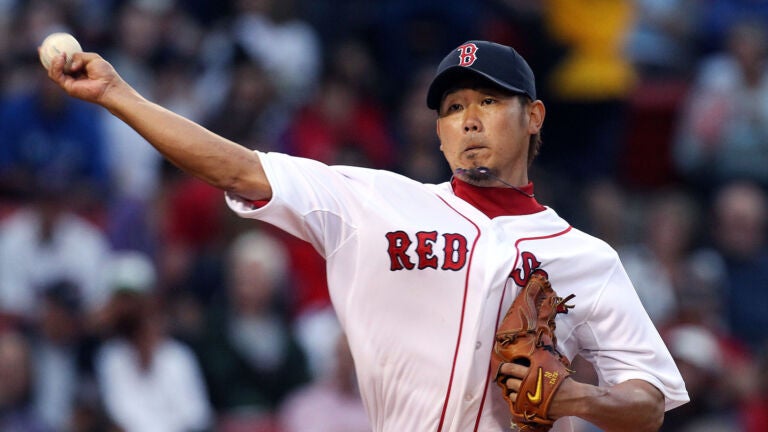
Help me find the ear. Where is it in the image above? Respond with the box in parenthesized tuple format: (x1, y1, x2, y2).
(527, 100, 546, 134)
(436, 118, 444, 151)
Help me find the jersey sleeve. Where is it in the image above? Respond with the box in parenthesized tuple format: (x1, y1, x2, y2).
(225, 151, 369, 258)
(575, 260, 690, 411)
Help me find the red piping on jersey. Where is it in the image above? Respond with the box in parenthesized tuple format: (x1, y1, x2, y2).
(435, 195, 481, 432)
(472, 225, 573, 432)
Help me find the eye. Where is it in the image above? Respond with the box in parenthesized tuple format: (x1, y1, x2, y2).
(481, 97, 497, 105)
(443, 103, 462, 114)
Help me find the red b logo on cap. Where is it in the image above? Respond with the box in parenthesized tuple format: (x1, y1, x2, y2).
(457, 43, 478, 67)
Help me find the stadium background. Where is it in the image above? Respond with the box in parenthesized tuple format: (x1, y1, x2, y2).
(0, 1, 767, 431)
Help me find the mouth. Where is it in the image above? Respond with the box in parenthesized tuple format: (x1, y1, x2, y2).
(464, 142, 486, 151)
(462, 145, 487, 158)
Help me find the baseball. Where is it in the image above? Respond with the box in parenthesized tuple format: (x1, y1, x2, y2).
(39, 32, 82, 71)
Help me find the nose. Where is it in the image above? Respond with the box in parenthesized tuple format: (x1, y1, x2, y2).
(463, 105, 482, 133)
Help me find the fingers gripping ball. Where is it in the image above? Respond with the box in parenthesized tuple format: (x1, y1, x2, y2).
(491, 271, 576, 431)
(39, 32, 82, 72)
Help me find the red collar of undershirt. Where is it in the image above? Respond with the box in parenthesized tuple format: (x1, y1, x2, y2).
(450, 177, 545, 218)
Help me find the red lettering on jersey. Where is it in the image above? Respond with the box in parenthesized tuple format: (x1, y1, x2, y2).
(442, 233, 468, 271)
(511, 251, 547, 286)
(385, 231, 470, 272)
(415, 231, 439, 269)
(386, 231, 415, 271)
(457, 43, 479, 67)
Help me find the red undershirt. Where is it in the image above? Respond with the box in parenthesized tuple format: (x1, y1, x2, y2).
(450, 177, 545, 218)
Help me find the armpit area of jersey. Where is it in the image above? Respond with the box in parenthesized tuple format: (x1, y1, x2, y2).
(249, 199, 271, 209)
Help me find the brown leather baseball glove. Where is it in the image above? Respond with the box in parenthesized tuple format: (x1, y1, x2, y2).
(491, 270, 575, 431)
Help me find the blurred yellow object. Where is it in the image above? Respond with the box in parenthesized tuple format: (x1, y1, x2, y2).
(545, 0, 637, 99)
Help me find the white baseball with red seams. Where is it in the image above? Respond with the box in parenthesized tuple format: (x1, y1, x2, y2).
(227, 151, 689, 432)
(39, 32, 82, 71)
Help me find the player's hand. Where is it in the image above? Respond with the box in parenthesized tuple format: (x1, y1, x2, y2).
(498, 362, 579, 420)
(498, 362, 527, 400)
(42, 50, 123, 105)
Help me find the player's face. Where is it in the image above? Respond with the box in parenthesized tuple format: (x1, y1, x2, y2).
(436, 86, 544, 186)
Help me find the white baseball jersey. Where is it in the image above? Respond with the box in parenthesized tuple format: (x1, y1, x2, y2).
(226, 152, 689, 432)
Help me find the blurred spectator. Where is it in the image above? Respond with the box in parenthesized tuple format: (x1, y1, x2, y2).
(618, 0, 698, 191)
(659, 324, 740, 431)
(674, 20, 768, 194)
(368, 0, 483, 108)
(104, 3, 210, 253)
(0, 1, 13, 83)
(625, 0, 701, 79)
(156, 174, 228, 302)
(99, 1, 184, 254)
(229, 0, 321, 108)
(149, 4, 207, 123)
(292, 304, 341, 381)
(478, 0, 556, 79)
(189, 230, 310, 427)
(394, 66, 451, 184)
(0, 65, 108, 206)
(204, 55, 288, 152)
(29, 280, 89, 430)
(98, 0, 199, 248)
(4, 0, 71, 96)
(697, 0, 768, 55)
(710, 181, 768, 353)
(619, 190, 701, 326)
(575, 180, 629, 248)
(283, 72, 397, 169)
(0, 190, 111, 323)
(104, 0, 168, 96)
(0, 329, 52, 432)
(742, 345, 768, 432)
(279, 332, 370, 432)
(328, 38, 382, 102)
(94, 251, 213, 432)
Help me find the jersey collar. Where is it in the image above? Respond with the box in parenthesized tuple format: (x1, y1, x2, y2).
(450, 177, 545, 218)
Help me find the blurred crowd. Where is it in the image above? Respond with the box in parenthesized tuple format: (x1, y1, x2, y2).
(0, 0, 767, 431)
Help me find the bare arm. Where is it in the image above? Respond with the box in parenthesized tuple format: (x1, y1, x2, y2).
(501, 363, 665, 431)
(45, 51, 271, 201)
(552, 378, 665, 431)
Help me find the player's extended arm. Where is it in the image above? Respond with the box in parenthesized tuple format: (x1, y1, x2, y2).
(500, 363, 665, 431)
(46, 51, 271, 201)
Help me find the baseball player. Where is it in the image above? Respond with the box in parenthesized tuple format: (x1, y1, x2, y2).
(45, 40, 688, 431)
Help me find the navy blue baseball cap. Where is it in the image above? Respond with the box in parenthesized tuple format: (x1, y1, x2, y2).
(426, 40, 536, 110)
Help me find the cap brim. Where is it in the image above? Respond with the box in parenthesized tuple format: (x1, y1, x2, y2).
(426, 66, 529, 110)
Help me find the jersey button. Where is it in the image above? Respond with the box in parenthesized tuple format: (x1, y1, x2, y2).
(465, 393, 473, 401)
(475, 341, 482, 350)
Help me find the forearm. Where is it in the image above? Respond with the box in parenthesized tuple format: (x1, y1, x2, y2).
(552, 379, 665, 432)
(101, 81, 270, 200)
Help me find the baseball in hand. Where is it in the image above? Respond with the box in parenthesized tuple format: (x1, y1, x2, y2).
(39, 32, 82, 72)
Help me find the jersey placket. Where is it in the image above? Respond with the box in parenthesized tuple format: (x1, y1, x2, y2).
(440, 223, 520, 432)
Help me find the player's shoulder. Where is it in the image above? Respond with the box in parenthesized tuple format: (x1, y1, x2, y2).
(333, 164, 440, 195)
(336, 165, 429, 183)
(543, 209, 621, 260)
(568, 226, 620, 257)
(264, 152, 426, 187)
